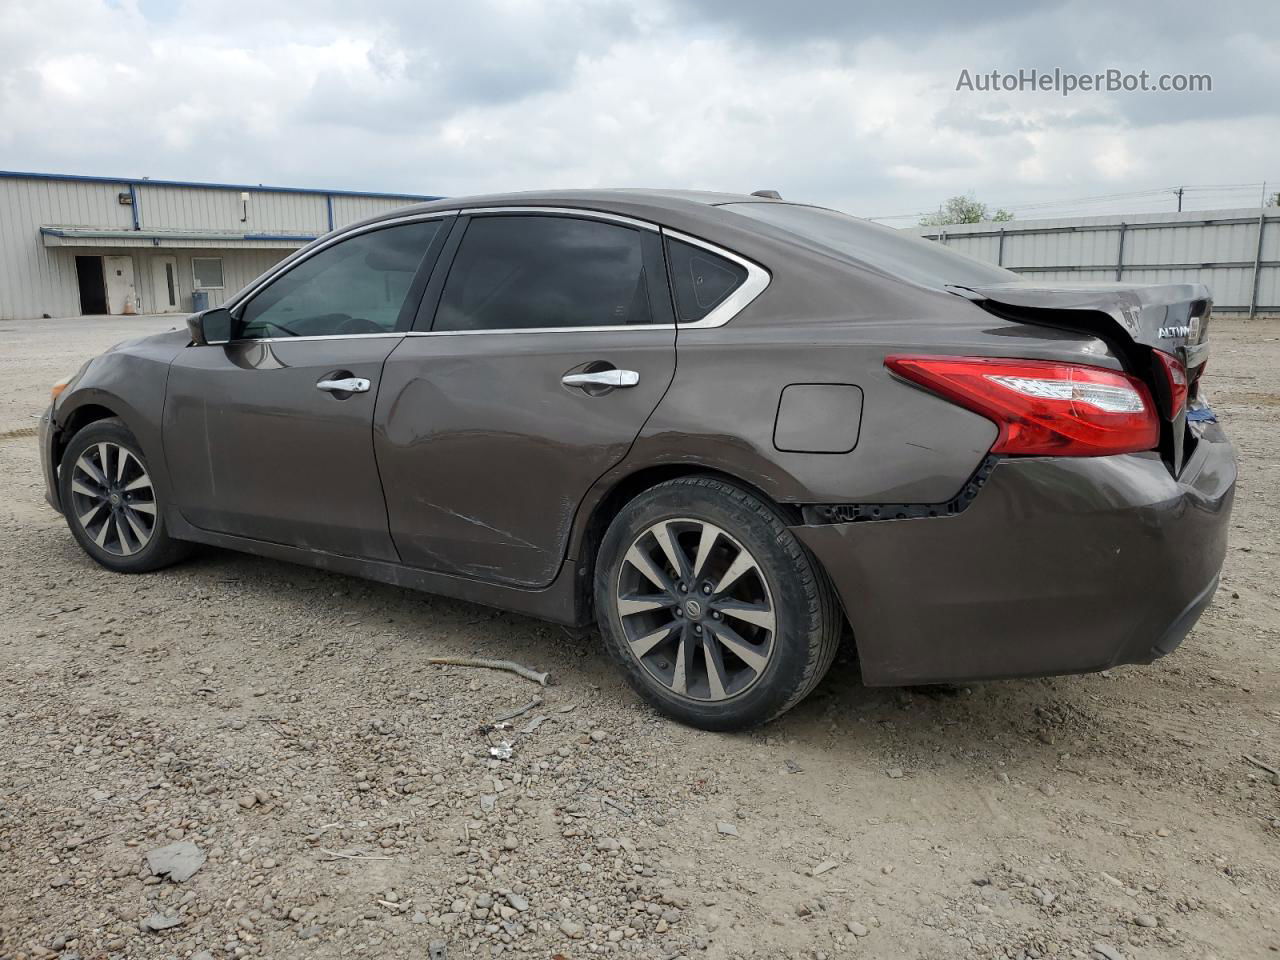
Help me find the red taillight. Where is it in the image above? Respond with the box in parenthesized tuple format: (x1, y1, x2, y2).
(1154, 350, 1188, 417)
(885, 355, 1159, 456)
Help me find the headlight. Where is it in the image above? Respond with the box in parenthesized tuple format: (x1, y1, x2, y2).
(50, 360, 91, 405)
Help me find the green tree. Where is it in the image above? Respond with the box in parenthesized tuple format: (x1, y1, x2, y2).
(1269, 192, 1279, 207)
(919, 195, 1014, 226)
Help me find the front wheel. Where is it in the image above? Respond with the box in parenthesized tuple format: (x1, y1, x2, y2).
(58, 418, 190, 573)
(594, 476, 842, 730)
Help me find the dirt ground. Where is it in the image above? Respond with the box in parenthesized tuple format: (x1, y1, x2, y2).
(1, 313, 1277, 960)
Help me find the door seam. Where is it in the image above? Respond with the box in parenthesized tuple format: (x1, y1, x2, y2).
(563, 322, 681, 566)
(371, 335, 409, 564)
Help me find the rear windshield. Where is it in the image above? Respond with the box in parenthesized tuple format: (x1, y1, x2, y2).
(723, 202, 1019, 289)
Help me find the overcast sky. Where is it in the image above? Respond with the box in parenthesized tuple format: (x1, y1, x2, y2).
(2, 0, 1278, 222)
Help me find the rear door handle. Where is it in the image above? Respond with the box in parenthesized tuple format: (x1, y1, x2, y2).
(561, 370, 640, 389)
(316, 377, 371, 393)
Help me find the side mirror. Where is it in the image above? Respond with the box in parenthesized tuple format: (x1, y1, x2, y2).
(187, 307, 233, 346)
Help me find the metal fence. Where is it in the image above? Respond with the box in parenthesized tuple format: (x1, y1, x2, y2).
(906, 206, 1280, 315)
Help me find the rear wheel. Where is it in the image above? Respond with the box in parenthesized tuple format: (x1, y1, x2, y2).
(58, 418, 190, 573)
(595, 476, 841, 730)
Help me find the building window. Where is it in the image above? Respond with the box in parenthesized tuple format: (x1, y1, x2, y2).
(192, 257, 225, 290)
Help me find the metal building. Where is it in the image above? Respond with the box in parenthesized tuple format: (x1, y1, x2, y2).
(906, 206, 1280, 315)
(0, 171, 438, 321)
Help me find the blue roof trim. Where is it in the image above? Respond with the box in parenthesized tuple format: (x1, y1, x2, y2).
(40, 226, 317, 243)
(243, 233, 320, 242)
(3, 169, 441, 202)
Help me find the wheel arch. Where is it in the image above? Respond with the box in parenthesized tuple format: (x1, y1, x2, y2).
(53, 401, 122, 467)
(54, 384, 175, 520)
(570, 463, 805, 622)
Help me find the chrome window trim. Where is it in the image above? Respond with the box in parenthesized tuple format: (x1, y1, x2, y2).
(458, 206, 660, 232)
(418, 206, 667, 336)
(220, 332, 408, 344)
(227, 324, 679, 343)
(662, 229, 771, 329)
(223, 210, 460, 313)
(405, 324, 674, 338)
(208, 209, 767, 343)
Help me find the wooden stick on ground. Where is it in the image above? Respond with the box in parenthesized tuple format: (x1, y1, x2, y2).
(481, 697, 544, 734)
(1243, 753, 1279, 777)
(428, 656, 550, 686)
(319, 848, 394, 862)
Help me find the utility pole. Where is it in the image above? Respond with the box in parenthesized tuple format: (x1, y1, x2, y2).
(1175, 187, 1184, 212)
(1249, 181, 1267, 320)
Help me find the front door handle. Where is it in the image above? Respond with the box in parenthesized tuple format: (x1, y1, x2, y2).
(316, 377, 371, 394)
(561, 369, 640, 389)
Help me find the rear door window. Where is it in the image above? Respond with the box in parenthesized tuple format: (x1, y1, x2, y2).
(434, 215, 655, 331)
(665, 238, 748, 323)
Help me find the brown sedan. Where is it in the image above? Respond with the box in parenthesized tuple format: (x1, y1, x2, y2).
(40, 190, 1235, 728)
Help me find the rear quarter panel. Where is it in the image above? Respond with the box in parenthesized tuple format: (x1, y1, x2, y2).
(609, 252, 1125, 505)
(568, 240, 1122, 569)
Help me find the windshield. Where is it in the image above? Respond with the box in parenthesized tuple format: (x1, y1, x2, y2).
(723, 202, 1019, 289)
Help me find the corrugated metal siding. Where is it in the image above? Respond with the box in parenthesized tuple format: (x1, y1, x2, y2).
(330, 194, 421, 229)
(138, 184, 330, 234)
(914, 207, 1280, 313)
(0, 178, 134, 318)
(0, 174, 430, 319)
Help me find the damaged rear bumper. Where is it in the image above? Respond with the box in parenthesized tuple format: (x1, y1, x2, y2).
(793, 428, 1236, 687)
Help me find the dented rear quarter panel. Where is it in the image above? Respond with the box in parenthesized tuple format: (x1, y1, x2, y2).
(567, 249, 1125, 561)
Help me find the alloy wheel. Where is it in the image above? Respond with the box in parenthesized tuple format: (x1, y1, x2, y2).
(615, 517, 776, 701)
(69, 442, 157, 557)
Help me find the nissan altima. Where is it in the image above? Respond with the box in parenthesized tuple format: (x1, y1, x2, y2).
(39, 190, 1236, 729)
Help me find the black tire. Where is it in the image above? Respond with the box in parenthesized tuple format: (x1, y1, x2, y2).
(58, 417, 190, 574)
(594, 476, 842, 730)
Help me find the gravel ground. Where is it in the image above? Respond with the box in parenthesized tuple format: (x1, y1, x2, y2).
(1, 314, 1278, 960)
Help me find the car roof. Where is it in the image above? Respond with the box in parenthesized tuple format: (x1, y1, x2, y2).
(343, 189, 1008, 294)
(376, 188, 785, 222)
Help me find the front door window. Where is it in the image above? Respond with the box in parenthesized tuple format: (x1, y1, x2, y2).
(238, 220, 443, 339)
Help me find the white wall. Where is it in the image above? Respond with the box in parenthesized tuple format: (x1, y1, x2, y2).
(0, 177, 129, 318)
(0, 174, 432, 319)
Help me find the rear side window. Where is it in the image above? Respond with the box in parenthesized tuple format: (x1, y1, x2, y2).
(434, 215, 653, 331)
(237, 220, 441, 339)
(665, 238, 748, 323)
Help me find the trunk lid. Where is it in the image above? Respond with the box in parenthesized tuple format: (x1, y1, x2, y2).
(946, 280, 1213, 475)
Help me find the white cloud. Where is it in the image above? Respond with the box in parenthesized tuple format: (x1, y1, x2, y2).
(0, 0, 1277, 222)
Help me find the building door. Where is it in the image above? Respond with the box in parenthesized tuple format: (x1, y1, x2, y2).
(75, 256, 108, 315)
(103, 255, 136, 314)
(150, 256, 180, 313)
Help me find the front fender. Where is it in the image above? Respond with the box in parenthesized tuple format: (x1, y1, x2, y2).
(52, 330, 188, 518)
